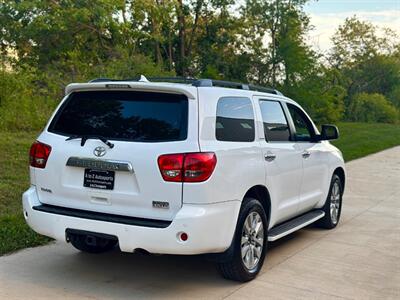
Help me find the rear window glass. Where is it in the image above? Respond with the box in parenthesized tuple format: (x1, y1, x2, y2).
(216, 97, 255, 142)
(48, 91, 188, 142)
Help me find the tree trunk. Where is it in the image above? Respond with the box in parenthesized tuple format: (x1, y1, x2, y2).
(271, 28, 276, 86)
(168, 31, 173, 71)
(153, 0, 162, 65)
(187, 0, 203, 61)
(177, 0, 186, 76)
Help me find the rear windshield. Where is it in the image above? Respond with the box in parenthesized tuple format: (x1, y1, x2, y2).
(48, 91, 188, 142)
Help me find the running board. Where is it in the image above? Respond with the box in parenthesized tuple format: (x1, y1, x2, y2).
(268, 210, 325, 241)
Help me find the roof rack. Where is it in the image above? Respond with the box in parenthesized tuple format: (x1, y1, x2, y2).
(89, 76, 196, 84)
(147, 76, 197, 84)
(88, 76, 282, 95)
(193, 79, 281, 95)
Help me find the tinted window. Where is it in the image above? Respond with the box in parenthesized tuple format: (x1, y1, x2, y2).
(49, 91, 188, 142)
(287, 104, 314, 141)
(216, 97, 255, 142)
(259, 100, 290, 141)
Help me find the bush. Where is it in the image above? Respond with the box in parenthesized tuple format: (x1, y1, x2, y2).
(0, 50, 174, 132)
(0, 69, 57, 131)
(348, 93, 399, 123)
(388, 86, 400, 109)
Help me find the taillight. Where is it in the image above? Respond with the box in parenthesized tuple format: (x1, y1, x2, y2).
(158, 152, 217, 183)
(29, 141, 52, 169)
(183, 153, 217, 182)
(157, 154, 184, 182)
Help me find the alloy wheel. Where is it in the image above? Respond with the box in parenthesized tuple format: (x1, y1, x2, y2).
(330, 181, 341, 224)
(241, 211, 264, 271)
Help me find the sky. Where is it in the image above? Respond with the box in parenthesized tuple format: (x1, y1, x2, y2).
(304, 0, 400, 52)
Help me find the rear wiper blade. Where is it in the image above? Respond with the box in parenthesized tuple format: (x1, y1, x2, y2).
(65, 135, 114, 148)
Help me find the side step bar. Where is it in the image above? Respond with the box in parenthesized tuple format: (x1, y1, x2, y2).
(268, 210, 325, 241)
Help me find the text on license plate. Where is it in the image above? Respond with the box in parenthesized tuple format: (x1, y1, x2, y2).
(83, 169, 115, 190)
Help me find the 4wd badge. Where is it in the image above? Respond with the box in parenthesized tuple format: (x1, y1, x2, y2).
(152, 201, 170, 209)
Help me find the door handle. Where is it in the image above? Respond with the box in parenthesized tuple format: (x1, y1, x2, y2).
(302, 151, 311, 159)
(264, 152, 276, 162)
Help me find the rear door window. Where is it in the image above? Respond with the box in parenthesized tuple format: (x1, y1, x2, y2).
(259, 100, 291, 142)
(48, 91, 188, 142)
(216, 97, 255, 142)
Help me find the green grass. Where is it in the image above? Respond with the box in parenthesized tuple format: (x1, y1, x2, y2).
(333, 122, 400, 161)
(0, 131, 51, 255)
(0, 122, 399, 255)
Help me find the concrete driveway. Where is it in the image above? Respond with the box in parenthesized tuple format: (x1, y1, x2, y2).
(1, 146, 399, 299)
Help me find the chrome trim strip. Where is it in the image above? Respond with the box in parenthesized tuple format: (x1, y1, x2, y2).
(66, 157, 133, 172)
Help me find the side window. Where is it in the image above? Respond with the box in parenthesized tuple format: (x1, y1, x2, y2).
(216, 97, 255, 142)
(259, 100, 291, 142)
(287, 104, 314, 141)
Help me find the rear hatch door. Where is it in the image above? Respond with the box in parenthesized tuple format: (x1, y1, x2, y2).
(34, 89, 198, 221)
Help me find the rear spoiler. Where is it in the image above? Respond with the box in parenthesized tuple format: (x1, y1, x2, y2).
(65, 82, 197, 100)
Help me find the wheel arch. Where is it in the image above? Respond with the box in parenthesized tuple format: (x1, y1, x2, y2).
(333, 167, 345, 191)
(207, 184, 271, 263)
(243, 185, 271, 224)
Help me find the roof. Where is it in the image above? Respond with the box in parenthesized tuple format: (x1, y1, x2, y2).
(65, 75, 287, 101)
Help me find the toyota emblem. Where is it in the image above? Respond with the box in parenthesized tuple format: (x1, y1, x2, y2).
(93, 146, 106, 157)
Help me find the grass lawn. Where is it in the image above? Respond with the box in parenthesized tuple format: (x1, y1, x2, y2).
(333, 122, 400, 161)
(0, 131, 50, 255)
(0, 122, 399, 255)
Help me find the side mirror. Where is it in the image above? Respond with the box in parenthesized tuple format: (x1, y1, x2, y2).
(319, 124, 339, 141)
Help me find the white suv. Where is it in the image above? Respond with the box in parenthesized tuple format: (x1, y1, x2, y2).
(23, 77, 345, 282)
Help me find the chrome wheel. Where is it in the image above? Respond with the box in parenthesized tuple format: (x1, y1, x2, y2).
(330, 181, 341, 224)
(241, 211, 264, 270)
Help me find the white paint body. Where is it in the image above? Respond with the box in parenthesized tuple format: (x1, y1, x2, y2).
(23, 81, 345, 255)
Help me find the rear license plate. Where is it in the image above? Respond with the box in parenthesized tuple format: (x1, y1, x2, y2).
(84, 169, 115, 190)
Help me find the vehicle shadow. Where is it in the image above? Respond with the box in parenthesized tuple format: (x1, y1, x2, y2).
(3, 227, 322, 299)
(39, 246, 241, 299)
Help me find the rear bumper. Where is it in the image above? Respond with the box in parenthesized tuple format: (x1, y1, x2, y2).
(22, 186, 241, 255)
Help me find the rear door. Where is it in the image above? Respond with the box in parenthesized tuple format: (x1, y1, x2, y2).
(34, 89, 198, 221)
(255, 98, 303, 226)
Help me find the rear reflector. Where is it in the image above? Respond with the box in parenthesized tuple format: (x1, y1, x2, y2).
(158, 152, 217, 183)
(179, 232, 188, 242)
(29, 141, 52, 168)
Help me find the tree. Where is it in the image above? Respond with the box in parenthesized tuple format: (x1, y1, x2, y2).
(243, 0, 313, 87)
(348, 93, 399, 123)
(330, 17, 400, 119)
(1, 0, 125, 69)
(330, 17, 398, 69)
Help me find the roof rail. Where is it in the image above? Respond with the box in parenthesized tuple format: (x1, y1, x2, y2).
(193, 79, 281, 95)
(89, 78, 116, 83)
(88, 76, 282, 95)
(88, 76, 195, 84)
(147, 76, 197, 84)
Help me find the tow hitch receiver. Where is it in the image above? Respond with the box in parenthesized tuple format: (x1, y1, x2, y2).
(66, 228, 118, 246)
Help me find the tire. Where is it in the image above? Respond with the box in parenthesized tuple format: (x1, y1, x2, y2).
(316, 174, 343, 229)
(69, 233, 117, 254)
(216, 197, 268, 282)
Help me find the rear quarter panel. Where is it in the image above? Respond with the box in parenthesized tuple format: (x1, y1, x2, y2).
(183, 88, 265, 205)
